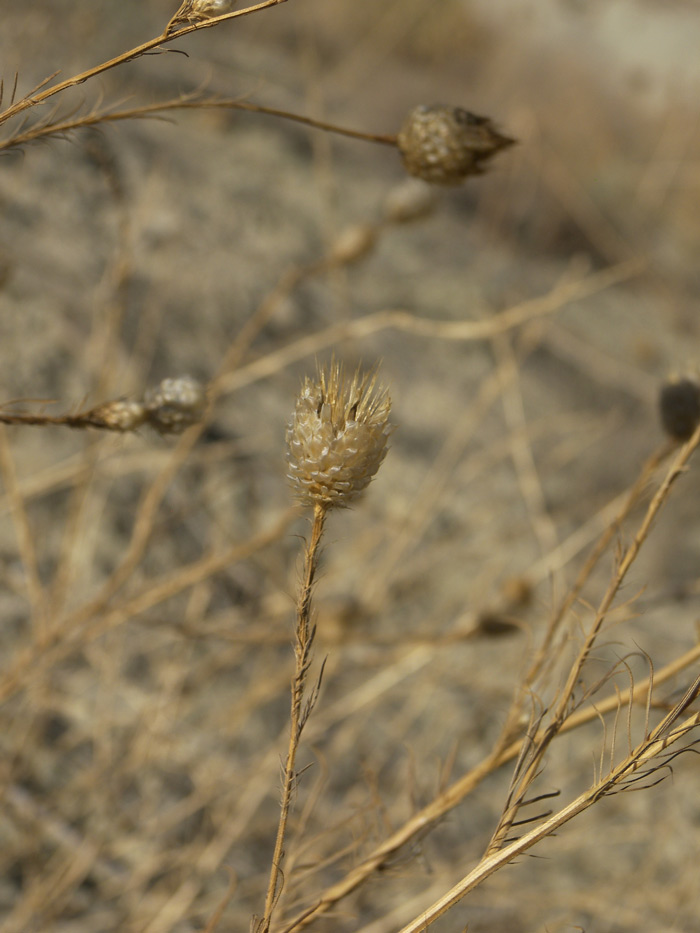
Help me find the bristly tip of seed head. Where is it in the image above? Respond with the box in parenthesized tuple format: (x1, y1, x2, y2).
(286, 358, 394, 509)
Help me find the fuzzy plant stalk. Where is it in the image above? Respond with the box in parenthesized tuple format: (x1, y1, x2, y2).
(255, 361, 393, 933)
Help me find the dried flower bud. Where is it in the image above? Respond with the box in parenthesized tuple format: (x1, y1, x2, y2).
(382, 178, 437, 224)
(144, 376, 207, 435)
(397, 104, 515, 186)
(169, 0, 237, 29)
(659, 376, 700, 440)
(329, 224, 378, 266)
(286, 361, 393, 509)
(87, 399, 147, 432)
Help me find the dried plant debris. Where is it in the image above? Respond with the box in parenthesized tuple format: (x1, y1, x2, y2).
(397, 104, 515, 185)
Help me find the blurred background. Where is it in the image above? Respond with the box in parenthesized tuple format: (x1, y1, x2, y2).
(1, 1, 700, 931)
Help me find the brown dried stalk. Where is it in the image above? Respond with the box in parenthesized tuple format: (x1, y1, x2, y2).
(254, 362, 393, 933)
(254, 503, 326, 933)
(279, 639, 700, 933)
(486, 422, 700, 855)
(0, 96, 399, 155)
(397, 674, 700, 933)
(278, 426, 696, 932)
(0, 0, 288, 130)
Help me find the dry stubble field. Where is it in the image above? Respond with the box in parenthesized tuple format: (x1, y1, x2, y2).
(1, 1, 700, 931)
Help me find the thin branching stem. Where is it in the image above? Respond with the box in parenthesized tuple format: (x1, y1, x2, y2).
(396, 679, 700, 933)
(0, 0, 288, 130)
(279, 429, 700, 933)
(257, 503, 327, 933)
(0, 96, 398, 154)
(487, 422, 700, 853)
(0, 410, 127, 431)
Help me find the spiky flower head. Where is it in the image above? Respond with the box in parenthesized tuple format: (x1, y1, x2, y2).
(286, 361, 393, 509)
(397, 104, 515, 186)
(144, 375, 207, 435)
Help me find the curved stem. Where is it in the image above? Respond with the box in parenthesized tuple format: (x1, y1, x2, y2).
(0, 97, 398, 154)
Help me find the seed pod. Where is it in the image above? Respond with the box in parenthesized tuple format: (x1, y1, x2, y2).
(87, 399, 147, 432)
(397, 104, 515, 186)
(659, 376, 700, 441)
(144, 376, 207, 435)
(286, 361, 394, 509)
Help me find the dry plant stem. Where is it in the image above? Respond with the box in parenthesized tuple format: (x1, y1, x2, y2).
(0, 410, 132, 431)
(520, 441, 671, 695)
(0, 0, 288, 129)
(487, 424, 700, 853)
(280, 433, 699, 932)
(218, 260, 643, 397)
(257, 503, 327, 933)
(396, 678, 700, 933)
(0, 98, 398, 153)
(281, 638, 700, 933)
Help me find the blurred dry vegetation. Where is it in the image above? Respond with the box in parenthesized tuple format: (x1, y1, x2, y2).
(1, 1, 700, 931)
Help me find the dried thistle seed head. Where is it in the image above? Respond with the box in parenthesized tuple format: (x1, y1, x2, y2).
(397, 104, 515, 186)
(144, 376, 207, 435)
(659, 376, 700, 440)
(286, 361, 393, 509)
(89, 400, 147, 432)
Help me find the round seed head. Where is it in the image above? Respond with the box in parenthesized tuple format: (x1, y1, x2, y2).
(397, 104, 515, 186)
(90, 399, 147, 432)
(144, 375, 207, 435)
(286, 361, 394, 509)
(659, 376, 700, 441)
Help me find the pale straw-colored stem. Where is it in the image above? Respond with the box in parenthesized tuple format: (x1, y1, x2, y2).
(279, 428, 700, 932)
(397, 677, 700, 933)
(487, 422, 700, 853)
(257, 503, 326, 933)
(0, 97, 398, 154)
(0, 0, 287, 129)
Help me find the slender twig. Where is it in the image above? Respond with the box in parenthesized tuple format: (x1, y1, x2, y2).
(396, 677, 700, 933)
(486, 422, 700, 853)
(216, 260, 644, 397)
(0, 96, 398, 154)
(0, 409, 133, 431)
(0, 0, 288, 129)
(255, 503, 327, 933)
(278, 429, 700, 933)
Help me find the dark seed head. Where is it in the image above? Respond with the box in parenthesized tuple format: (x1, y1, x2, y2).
(659, 377, 700, 441)
(397, 104, 516, 186)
